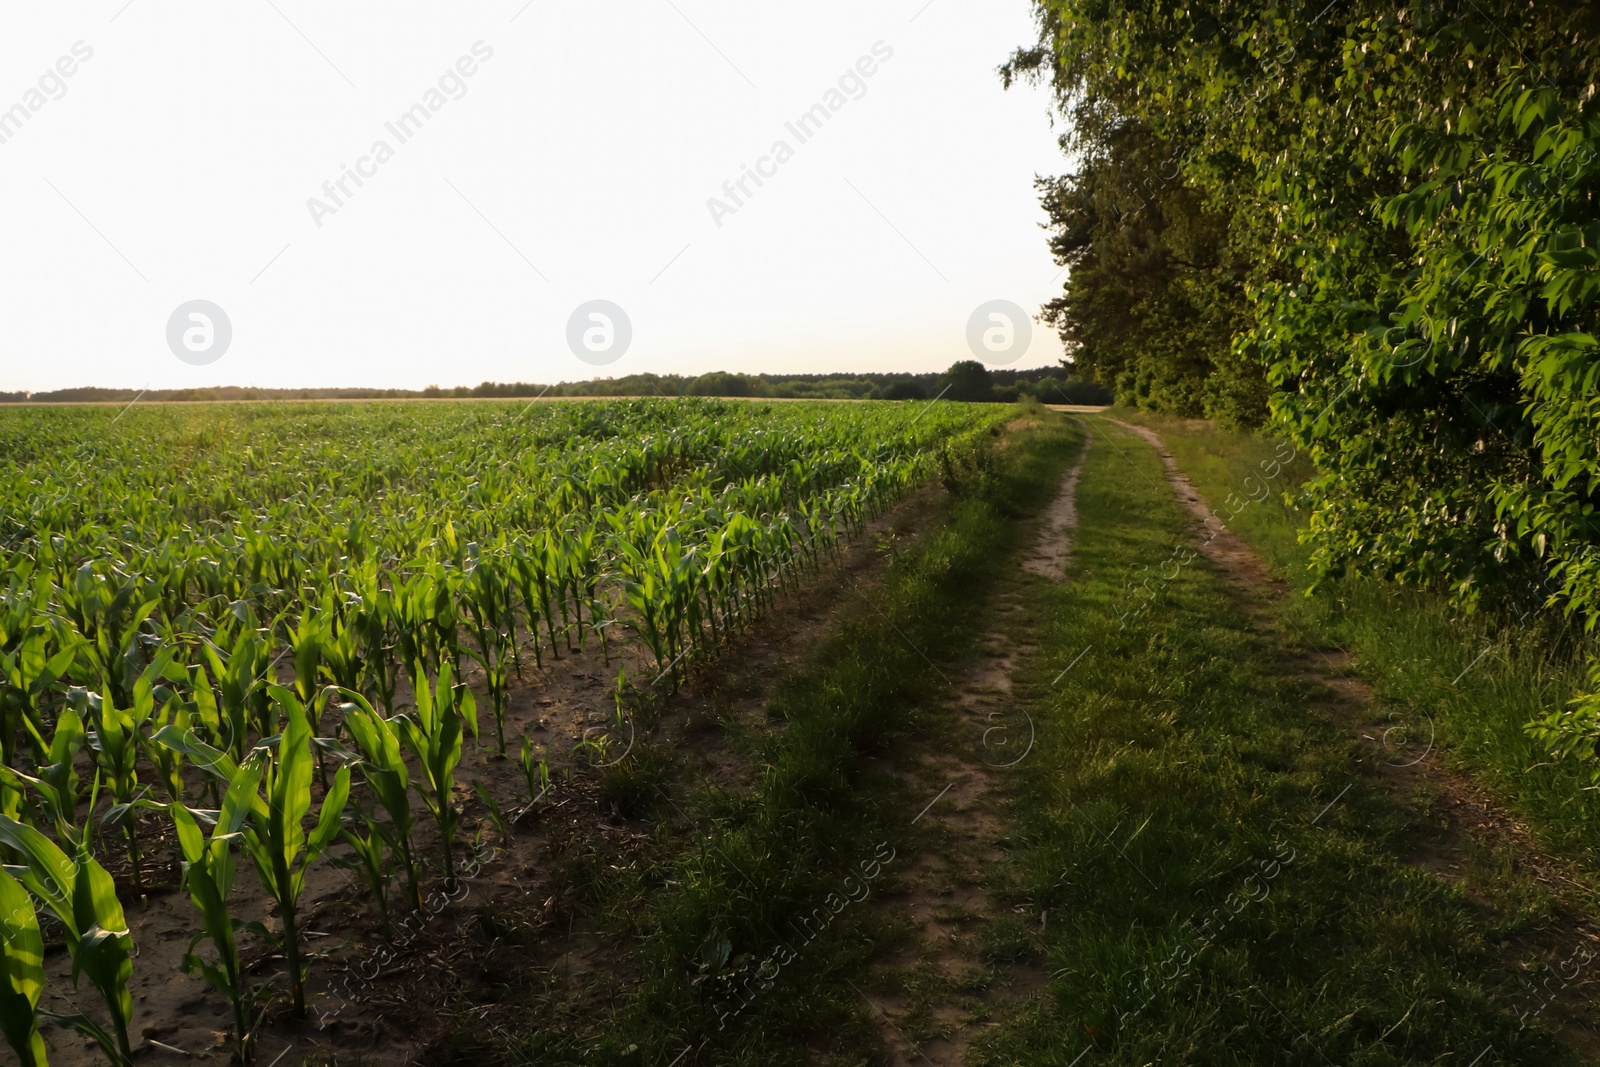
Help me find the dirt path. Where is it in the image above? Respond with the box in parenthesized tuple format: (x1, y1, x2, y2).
(1021, 432, 1091, 581)
(858, 434, 1090, 1065)
(1107, 417, 1600, 1059)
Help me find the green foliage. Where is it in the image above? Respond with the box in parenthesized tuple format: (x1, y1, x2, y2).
(0, 868, 47, 1067)
(685, 371, 759, 397)
(8, 706, 87, 849)
(0, 398, 1010, 1053)
(1030, 130, 1262, 425)
(237, 688, 351, 1017)
(517, 736, 550, 812)
(942, 360, 994, 402)
(335, 688, 424, 916)
(0, 813, 135, 1066)
(394, 662, 476, 885)
(167, 757, 266, 1058)
(1010, 1, 1600, 758)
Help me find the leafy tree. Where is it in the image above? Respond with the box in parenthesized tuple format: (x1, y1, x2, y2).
(1007, 0, 1600, 759)
(1031, 122, 1264, 425)
(881, 380, 926, 401)
(687, 372, 759, 397)
(942, 361, 994, 402)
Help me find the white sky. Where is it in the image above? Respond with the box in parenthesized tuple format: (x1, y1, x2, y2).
(0, 1, 1068, 392)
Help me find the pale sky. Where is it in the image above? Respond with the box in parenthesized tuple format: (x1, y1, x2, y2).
(0, 1, 1068, 392)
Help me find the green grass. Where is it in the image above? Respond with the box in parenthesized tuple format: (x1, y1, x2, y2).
(975, 418, 1581, 1066)
(1105, 408, 1600, 882)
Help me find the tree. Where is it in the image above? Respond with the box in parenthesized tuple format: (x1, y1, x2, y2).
(1006, 0, 1600, 762)
(942, 361, 993, 402)
(687, 372, 758, 397)
(1032, 123, 1263, 426)
(881, 379, 925, 401)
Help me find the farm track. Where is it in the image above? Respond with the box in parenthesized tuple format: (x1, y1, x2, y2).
(1110, 417, 1600, 1060)
(856, 431, 1092, 1065)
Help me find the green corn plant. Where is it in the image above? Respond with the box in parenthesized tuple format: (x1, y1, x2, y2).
(464, 636, 511, 757)
(0, 808, 135, 1067)
(74, 686, 143, 888)
(529, 534, 563, 659)
(331, 689, 423, 915)
(462, 547, 515, 755)
(392, 567, 458, 686)
(508, 546, 550, 670)
(516, 737, 549, 815)
(469, 781, 510, 848)
(152, 691, 351, 1019)
(80, 649, 183, 888)
(1, 618, 78, 765)
(201, 621, 274, 759)
(615, 541, 669, 675)
(286, 606, 324, 706)
(285, 607, 340, 788)
(238, 687, 351, 1018)
(346, 563, 398, 714)
(139, 682, 191, 805)
(186, 666, 227, 806)
(0, 867, 47, 1067)
(57, 562, 158, 712)
(335, 808, 393, 928)
(166, 754, 266, 1061)
(313, 592, 364, 696)
(394, 661, 476, 885)
(7, 704, 87, 849)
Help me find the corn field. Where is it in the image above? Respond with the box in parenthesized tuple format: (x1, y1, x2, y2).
(0, 397, 1004, 1063)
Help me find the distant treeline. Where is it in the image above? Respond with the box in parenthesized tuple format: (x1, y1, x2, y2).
(0, 366, 1112, 406)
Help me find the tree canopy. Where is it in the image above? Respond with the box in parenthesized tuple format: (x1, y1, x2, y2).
(1010, 1, 1600, 759)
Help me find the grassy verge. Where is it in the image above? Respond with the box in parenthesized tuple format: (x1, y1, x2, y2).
(977, 418, 1581, 1065)
(1104, 408, 1600, 878)
(456, 409, 1087, 1066)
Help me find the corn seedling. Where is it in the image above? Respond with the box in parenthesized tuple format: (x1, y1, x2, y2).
(332, 689, 423, 915)
(238, 687, 351, 1017)
(167, 754, 266, 1061)
(73, 686, 144, 889)
(336, 807, 394, 928)
(394, 661, 476, 885)
(463, 547, 516, 755)
(469, 781, 511, 847)
(8, 704, 86, 848)
(516, 737, 550, 815)
(0, 868, 47, 1067)
(1, 620, 77, 765)
(0, 808, 135, 1067)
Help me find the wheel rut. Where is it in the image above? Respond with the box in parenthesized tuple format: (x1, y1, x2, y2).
(858, 432, 1090, 1065)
